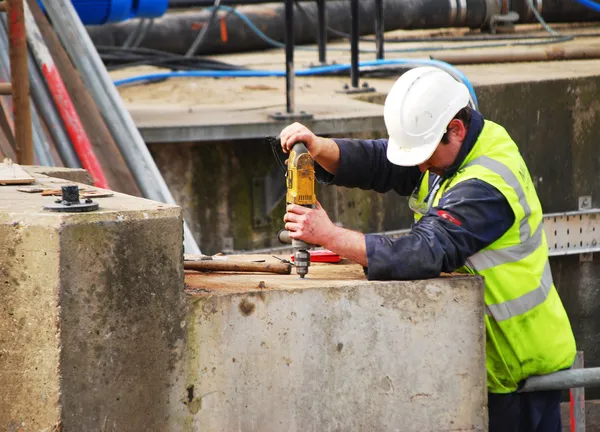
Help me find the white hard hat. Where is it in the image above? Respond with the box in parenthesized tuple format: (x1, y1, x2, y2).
(384, 67, 470, 166)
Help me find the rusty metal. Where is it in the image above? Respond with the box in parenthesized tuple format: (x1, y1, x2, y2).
(0, 82, 11, 95)
(6, 0, 33, 165)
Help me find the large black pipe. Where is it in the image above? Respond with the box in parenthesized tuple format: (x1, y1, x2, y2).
(88, 0, 600, 56)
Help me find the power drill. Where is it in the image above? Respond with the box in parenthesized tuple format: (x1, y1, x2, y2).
(283, 141, 317, 278)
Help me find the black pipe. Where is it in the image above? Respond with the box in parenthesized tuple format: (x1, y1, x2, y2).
(168, 0, 310, 6)
(284, 0, 294, 113)
(350, 0, 359, 88)
(88, 0, 600, 56)
(317, 0, 326, 64)
(375, 0, 384, 60)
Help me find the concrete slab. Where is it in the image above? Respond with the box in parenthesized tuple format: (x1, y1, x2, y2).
(0, 169, 188, 431)
(184, 258, 487, 431)
(110, 24, 600, 142)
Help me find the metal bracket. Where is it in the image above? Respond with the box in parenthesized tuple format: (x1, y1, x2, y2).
(337, 82, 376, 94)
(269, 111, 314, 121)
(579, 195, 592, 210)
(43, 185, 99, 213)
(545, 208, 600, 258)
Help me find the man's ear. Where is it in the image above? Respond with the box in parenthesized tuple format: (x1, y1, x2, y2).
(447, 118, 467, 142)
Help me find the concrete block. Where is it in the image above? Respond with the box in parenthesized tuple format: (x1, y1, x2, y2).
(0, 171, 188, 431)
(184, 266, 487, 431)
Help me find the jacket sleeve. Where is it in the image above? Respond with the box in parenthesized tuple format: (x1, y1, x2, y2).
(315, 138, 422, 196)
(363, 179, 516, 280)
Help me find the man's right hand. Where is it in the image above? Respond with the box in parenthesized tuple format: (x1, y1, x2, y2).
(279, 122, 341, 175)
(279, 122, 323, 156)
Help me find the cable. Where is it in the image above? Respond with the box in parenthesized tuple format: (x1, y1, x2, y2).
(186, 0, 222, 57)
(97, 45, 247, 71)
(573, 0, 600, 13)
(112, 58, 479, 109)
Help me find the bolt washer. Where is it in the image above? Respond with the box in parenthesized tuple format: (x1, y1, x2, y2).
(44, 185, 99, 213)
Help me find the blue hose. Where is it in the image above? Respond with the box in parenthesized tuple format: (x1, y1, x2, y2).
(113, 58, 479, 109)
(573, 0, 600, 12)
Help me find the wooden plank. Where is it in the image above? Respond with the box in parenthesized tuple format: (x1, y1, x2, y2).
(0, 159, 35, 184)
(27, 0, 142, 197)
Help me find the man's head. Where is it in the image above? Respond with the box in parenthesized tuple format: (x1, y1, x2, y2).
(383, 67, 471, 175)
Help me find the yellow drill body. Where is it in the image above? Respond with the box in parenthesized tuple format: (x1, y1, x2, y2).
(286, 142, 316, 278)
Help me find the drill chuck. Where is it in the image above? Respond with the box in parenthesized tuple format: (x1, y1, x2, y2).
(294, 248, 310, 279)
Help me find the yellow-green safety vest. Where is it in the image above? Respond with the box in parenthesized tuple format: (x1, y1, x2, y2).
(414, 120, 576, 393)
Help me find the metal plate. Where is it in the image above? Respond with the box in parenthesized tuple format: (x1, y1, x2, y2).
(544, 210, 600, 256)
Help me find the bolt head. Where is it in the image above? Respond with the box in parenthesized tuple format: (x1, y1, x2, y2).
(85, 198, 93, 204)
(362, 82, 369, 88)
(343, 84, 349, 90)
(55, 199, 61, 203)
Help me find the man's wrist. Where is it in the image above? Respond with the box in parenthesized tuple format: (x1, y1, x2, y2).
(320, 223, 341, 250)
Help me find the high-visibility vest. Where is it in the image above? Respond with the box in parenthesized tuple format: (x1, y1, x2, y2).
(414, 120, 576, 393)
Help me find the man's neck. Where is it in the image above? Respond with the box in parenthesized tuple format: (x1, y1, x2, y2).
(441, 110, 485, 178)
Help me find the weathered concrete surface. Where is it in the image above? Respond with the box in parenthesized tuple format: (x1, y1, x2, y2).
(0, 170, 188, 431)
(184, 262, 487, 431)
(22, 165, 93, 185)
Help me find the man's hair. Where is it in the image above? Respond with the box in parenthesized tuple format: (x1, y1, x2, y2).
(441, 106, 472, 144)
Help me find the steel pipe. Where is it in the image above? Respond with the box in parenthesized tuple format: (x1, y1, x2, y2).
(374, 0, 384, 60)
(42, 0, 201, 254)
(431, 45, 600, 65)
(284, 0, 294, 113)
(7, 0, 33, 165)
(349, 0, 359, 88)
(24, 2, 107, 181)
(27, 47, 81, 168)
(316, 0, 327, 64)
(520, 367, 600, 393)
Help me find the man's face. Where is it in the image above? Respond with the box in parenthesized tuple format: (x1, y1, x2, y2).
(418, 119, 467, 176)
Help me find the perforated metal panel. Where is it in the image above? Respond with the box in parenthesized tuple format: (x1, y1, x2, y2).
(544, 210, 600, 257)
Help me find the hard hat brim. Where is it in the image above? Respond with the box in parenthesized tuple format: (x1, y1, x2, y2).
(386, 136, 441, 167)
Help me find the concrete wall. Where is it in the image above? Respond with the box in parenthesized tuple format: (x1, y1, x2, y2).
(0, 172, 188, 431)
(185, 275, 487, 431)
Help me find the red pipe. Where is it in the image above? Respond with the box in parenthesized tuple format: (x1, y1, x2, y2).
(23, 2, 108, 188)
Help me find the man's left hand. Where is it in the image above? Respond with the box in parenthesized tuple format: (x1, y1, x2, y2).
(283, 201, 335, 247)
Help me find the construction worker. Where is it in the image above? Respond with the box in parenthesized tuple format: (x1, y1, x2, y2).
(280, 66, 576, 431)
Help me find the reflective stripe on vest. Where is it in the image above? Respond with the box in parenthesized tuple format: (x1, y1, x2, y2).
(486, 261, 552, 322)
(460, 156, 550, 322)
(468, 223, 543, 271)
(464, 155, 532, 242)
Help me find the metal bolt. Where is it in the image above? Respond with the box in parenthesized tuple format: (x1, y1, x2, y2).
(85, 198, 92, 204)
(362, 82, 370, 88)
(343, 84, 349, 90)
(61, 185, 80, 203)
(55, 199, 61, 203)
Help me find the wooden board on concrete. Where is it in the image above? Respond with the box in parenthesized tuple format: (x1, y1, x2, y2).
(0, 161, 35, 185)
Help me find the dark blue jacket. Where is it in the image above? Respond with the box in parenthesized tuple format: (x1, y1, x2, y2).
(315, 110, 515, 280)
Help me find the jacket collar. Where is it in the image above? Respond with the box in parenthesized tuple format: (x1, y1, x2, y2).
(442, 109, 485, 179)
